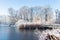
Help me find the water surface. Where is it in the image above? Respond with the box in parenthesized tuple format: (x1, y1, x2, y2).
(0, 25, 42, 40)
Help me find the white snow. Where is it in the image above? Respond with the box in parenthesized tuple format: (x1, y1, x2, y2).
(34, 29, 60, 40)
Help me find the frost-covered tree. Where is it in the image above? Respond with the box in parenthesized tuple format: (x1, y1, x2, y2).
(8, 6, 54, 24)
(8, 8, 17, 25)
(55, 9, 60, 24)
(19, 6, 31, 21)
(8, 8, 16, 17)
(44, 7, 53, 24)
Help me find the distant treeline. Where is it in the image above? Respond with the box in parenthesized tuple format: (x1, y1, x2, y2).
(8, 6, 60, 24)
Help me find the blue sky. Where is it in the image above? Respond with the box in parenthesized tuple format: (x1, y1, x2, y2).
(0, 0, 60, 15)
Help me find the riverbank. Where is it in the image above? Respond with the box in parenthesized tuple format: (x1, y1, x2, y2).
(16, 24, 53, 30)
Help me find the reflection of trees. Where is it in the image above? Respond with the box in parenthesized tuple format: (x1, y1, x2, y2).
(9, 27, 18, 40)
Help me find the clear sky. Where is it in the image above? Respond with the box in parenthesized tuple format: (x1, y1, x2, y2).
(0, 0, 60, 15)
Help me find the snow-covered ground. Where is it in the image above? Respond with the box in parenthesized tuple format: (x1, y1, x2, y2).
(34, 29, 60, 40)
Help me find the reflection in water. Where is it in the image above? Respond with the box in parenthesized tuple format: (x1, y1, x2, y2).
(0, 26, 43, 40)
(0, 26, 10, 40)
(9, 27, 17, 40)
